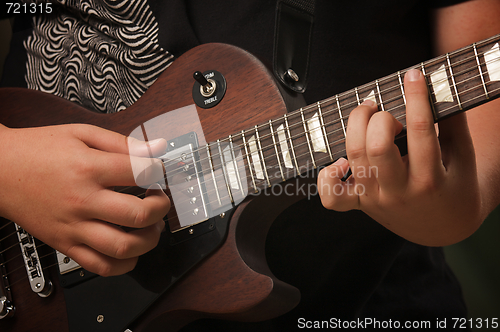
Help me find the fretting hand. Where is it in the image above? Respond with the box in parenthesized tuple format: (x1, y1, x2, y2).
(318, 69, 481, 246)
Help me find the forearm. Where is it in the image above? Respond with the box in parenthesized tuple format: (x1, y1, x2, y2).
(433, 0, 500, 220)
(467, 102, 500, 220)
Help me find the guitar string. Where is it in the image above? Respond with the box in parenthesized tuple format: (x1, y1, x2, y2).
(157, 66, 500, 225)
(0, 60, 499, 291)
(110, 65, 492, 228)
(0, 38, 498, 272)
(117, 46, 498, 199)
(133, 75, 496, 225)
(0, 222, 14, 232)
(0, 79, 487, 284)
(131, 58, 492, 211)
(0, 67, 481, 285)
(0, 81, 481, 254)
(0, 60, 495, 245)
(1, 245, 61, 289)
(0, 228, 21, 247)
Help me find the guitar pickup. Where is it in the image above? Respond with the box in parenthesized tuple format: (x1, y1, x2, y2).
(162, 134, 210, 231)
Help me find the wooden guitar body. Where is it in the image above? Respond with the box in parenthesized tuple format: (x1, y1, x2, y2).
(0, 43, 304, 332)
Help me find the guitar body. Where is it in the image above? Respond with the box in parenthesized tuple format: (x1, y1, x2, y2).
(0, 44, 304, 331)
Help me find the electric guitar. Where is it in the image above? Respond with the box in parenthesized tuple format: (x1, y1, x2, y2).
(1, 34, 500, 332)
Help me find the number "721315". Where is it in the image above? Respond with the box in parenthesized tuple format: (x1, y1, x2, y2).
(6, 2, 53, 14)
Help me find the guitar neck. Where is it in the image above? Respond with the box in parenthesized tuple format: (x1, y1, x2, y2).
(235, 35, 500, 189)
(187, 34, 500, 206)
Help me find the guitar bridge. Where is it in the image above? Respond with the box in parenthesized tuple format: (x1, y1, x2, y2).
(0, 226, 15, 319)
(15, 224, 52, 297)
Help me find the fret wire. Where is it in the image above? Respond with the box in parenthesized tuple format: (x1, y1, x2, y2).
(269, 120, 285, 181)
(187, 62, 496, 200)
(217, 139, 234, 204)
(268, 74, 492, 175)
(119, 36, 500, 210)
(473, 43, 490, 99)
(283, 114, 300, 172)
(240, 44, 497, 154)
(355, 87, 361, 105)
(154, 56, 493, 190)
(124, 80, 500, 223)
(446, 53, 463, 110)
(300, 108, 317, 169)
(419, 61, 439, 119)
(425, 55, 498, 98)
(229, 135, 245, 197)
(397, 71, 407, 105)
(423, 44, 499, 92)
(180, 74, 499, 212)
(376, 79, 385, 111)
(317, 102, 334, 162)
(420, 62, 427, 76)
(303, 37, 499, 119)
(241, 130, 258, 193)
(255, 125, 271, 187)
(434, 81, 500, 118)
(336, 95, 347, 138)
(97, 82, 450, 226)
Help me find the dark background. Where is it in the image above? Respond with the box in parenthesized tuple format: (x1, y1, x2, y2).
(0, 17, 499, 329)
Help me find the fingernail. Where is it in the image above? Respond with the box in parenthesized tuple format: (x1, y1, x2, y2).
(333, 157, 347, 166)
(406, 69, 421, 82)
(147, 138, 164, 146)
(147, 183, 163, 191)
(361, 99, 376, 107)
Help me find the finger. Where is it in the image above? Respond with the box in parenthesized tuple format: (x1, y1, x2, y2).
(127, 137, 168, 158)
(75, 219, 164, 260)
(129, 155, 166, 188)
(437, 113, 476, 173)
(318, 158, 360, 211)
(365, 111, 407, 194)
(66, 244, 139, 277)
(346, 100, 378, 186)
(404, 69, 444, 179)
(72, 124, 131, 154)
(92, 151, 166, 188)
(72, 124, 167, 157)
(86, 184, 170, 228)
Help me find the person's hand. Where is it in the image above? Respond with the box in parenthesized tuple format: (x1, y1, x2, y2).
(0, 123, 170, 276)
(318, 69, 481, 246)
